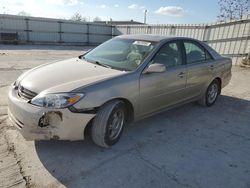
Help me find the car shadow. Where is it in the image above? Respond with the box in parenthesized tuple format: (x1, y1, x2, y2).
(35, 95, 250, 188)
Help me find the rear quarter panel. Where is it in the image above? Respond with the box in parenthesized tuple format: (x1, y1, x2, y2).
(217, 57, 232, 88)
(203, 57, 232, 92)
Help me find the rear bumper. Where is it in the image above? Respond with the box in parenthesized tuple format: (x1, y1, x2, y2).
(8, 88, 95, 141)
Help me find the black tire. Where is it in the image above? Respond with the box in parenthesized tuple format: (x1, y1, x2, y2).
(91, 100, 126, 148)
(198, 79, 220, 107)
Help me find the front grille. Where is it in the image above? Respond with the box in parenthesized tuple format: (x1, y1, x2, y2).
(17, 85, 37, 100)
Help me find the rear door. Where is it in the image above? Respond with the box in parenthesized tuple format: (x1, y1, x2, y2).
(183, 40, 215, 99)
(139, 40, 187, 116)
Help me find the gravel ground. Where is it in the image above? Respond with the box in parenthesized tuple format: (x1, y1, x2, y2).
(0, 44, 250, 188)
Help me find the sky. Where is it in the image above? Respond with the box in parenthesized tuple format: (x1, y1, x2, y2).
(0, 0, 221, 24)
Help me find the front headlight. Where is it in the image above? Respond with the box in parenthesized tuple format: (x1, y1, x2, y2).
(30, 93, 84, 109)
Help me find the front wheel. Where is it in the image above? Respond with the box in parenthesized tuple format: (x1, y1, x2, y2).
(198, 79, 220, 107)
(91, 100, 126, 148)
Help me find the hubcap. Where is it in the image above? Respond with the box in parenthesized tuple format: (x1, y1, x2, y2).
(207, 83, 218, 104)
(108, 109, 124, 140)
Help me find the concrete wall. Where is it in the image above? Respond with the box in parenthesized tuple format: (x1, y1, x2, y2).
(0, 14, 114, 45)
(1, 14, 249, 65)
(115, 15, 250, 65)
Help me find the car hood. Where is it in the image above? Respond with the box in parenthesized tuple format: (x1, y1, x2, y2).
(18, 58, 125, 94)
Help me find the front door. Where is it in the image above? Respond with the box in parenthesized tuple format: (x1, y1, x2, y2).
(139, 41, 187, 116)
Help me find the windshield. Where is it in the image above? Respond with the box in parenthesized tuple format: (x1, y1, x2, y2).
(83, 38, 156, 71)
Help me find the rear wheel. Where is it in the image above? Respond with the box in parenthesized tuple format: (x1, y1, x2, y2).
(199, 79, 220, 107)
(91, 100, 126, 148)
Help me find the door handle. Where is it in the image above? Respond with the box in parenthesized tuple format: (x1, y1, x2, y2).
(178, 72, 185, 78)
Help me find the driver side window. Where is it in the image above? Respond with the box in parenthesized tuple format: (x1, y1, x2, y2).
(151, 42, 182, 68)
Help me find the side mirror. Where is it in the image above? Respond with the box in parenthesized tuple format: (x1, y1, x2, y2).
(144, 63, 166, 74)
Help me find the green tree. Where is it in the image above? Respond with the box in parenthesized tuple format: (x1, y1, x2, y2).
(70, 12, 86, 22)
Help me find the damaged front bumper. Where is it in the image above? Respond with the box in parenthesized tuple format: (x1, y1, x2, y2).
(8, 89, 95, 141)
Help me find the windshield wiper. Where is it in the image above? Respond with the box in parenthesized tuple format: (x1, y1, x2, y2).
(82, 56, 129, 71)
(93, 61, 112, 69)
(82, 56, 112, 69)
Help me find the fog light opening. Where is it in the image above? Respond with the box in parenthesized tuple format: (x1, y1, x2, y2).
(38, 113, 49, 127)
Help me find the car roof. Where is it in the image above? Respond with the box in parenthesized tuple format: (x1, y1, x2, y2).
(116, 34, 193, 42)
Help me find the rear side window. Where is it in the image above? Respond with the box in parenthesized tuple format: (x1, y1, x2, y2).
(184, 41, 212, 64)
